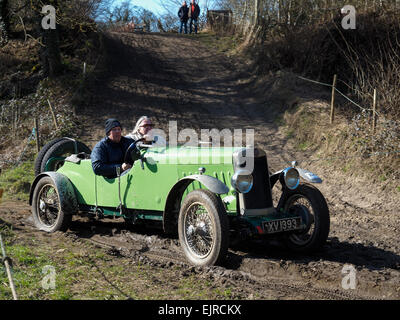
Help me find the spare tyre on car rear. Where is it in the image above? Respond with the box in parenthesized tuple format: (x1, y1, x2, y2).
(34, 137, 69, 176)
(35, 138, 91, 175)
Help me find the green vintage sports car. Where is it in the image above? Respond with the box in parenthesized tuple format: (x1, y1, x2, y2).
(29, 137, 330, 266)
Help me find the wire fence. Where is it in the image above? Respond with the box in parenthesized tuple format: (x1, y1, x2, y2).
(282, 149, 400, 167)
(0, 128, 37, 167)
(0, 60, 93, 170)
(294, 74, 400, 164)
(297, 74, 379, 116)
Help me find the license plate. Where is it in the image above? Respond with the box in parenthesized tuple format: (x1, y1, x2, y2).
(263, 217, 302, 234)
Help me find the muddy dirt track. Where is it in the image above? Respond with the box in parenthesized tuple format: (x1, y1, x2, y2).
(1, 32, 400, 300)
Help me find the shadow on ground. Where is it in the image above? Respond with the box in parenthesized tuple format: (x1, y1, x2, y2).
(225, 237, 400, 272)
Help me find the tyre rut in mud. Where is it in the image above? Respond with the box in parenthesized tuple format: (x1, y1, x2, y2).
(68, 224, 377, 300)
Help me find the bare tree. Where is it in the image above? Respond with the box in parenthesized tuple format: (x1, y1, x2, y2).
(0, 0, 9, 45)
(30, 0, 62, 77)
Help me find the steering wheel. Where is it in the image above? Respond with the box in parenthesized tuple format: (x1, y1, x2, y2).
(124, 138, 145, 165)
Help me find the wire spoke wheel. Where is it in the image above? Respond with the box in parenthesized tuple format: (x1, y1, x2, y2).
(32, 176, 72, 233)
(37, 184, 60, 227)
(184, 202, 214, 258)
(285, 195, 315, 246)
(178, 189, 229, 266)
(282, 184, 330, 252)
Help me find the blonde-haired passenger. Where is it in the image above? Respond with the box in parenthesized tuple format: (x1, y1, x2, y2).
(126, 116, 166, 147)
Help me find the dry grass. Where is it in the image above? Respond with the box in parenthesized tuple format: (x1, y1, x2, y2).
(248, 11, 400, 120)
(282, 100, 400, 190)
(0, 39, 39, 77)
(0, 214, 240, 300)
(0, 52, 21, 75)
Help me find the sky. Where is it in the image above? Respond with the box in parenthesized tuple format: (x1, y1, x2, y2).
(112, 0, 215, 17)
(112, 0, 169, 16)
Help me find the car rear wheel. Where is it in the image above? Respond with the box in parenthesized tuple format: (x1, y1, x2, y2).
(282, 183, 330, 252)
(31, 176, 72, 232)
(178, 189, 229, 267)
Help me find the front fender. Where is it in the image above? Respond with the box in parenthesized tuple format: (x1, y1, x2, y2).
(180, 174, 229, 195)
(297, 168, 322, 183)
(29, 172, 79, 215)
(163, 174, 229, 234)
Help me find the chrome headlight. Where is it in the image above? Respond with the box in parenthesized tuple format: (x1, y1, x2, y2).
(231, 170, 253, 193)
(283, 167, 300, 190)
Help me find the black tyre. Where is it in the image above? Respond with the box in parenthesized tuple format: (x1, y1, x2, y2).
(34, 137, 69, 176)
(39, 139, 91, 174)
(282, 183, 330, 252)
(31, 176, 72, 232)
(178, 189, 229, 267)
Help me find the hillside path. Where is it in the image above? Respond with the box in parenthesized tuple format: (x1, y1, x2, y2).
(2, 32, 398, 300)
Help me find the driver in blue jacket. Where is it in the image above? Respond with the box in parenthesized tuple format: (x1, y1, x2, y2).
(91, 118, 134, 179)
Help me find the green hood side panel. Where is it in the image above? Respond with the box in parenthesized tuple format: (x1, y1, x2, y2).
(146, 146, 237, 211)
(56, 147, 239, 212)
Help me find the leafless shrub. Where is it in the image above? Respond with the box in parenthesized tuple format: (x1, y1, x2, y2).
(245, 9, 400, 120)
(351, 110, 400, 155)
(336, 13, 400, 119)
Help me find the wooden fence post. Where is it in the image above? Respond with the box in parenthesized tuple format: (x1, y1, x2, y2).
(372, 89, 377, 133)
(34, 117, 40, 153)
(11, 105, 15, 138)
(47, 99, 58, 130)
(330, 74, 337, 124)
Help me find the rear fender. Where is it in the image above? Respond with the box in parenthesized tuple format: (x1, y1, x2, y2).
(163, 174, 229, 234)
(29, 172, 78, 215)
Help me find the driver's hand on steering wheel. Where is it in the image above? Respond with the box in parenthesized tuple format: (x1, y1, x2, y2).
(121, 163, 132, 172)
(143, 134, 153, 143)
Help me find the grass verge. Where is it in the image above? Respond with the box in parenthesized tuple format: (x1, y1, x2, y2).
(0, 161, 35, 201)
(196, 31, 243, 56)
(281, 101, 400, 192)
(0, 222, 239, 300)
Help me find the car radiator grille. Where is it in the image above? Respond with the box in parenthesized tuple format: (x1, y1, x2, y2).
(241, 154, 273, 209)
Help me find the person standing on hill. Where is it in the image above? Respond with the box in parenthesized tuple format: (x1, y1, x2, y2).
(188, 0, 200, 34)
(178, 1, 189, 34)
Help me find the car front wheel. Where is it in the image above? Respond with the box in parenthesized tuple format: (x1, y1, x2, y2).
(32, 176, 72, 232)
(178, 189, 229, 267)
(282, 183, 330, 252)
